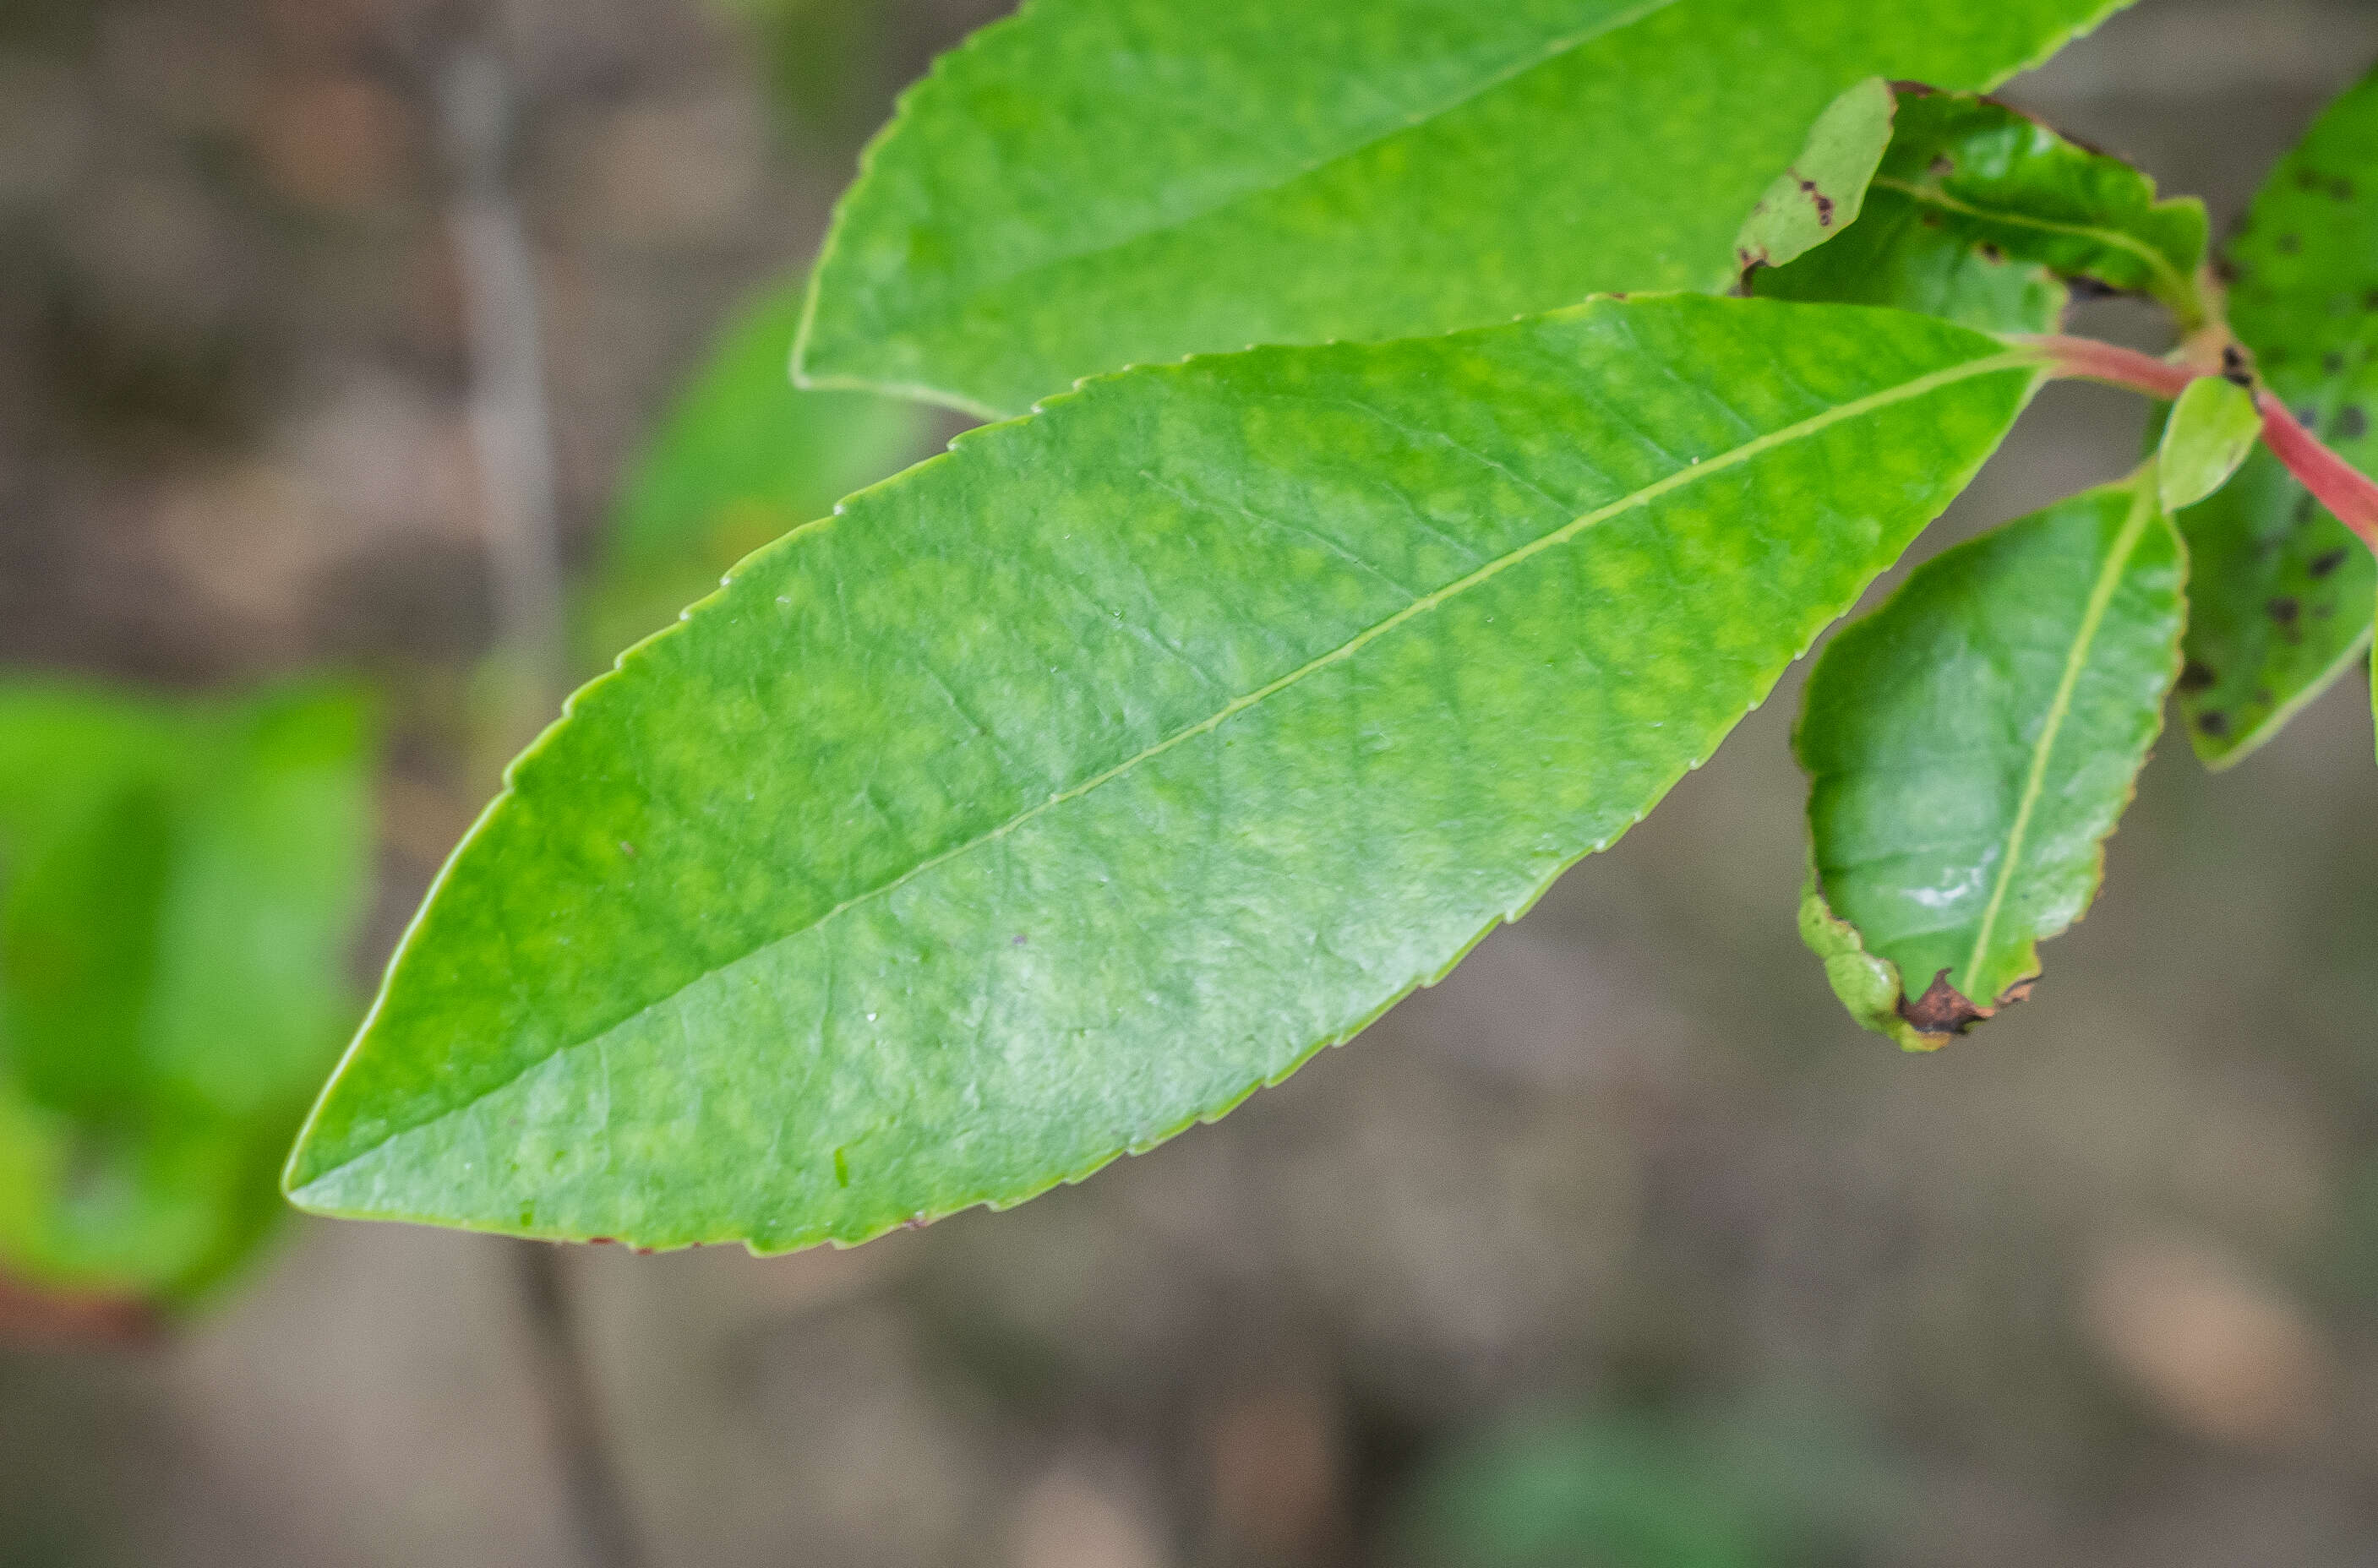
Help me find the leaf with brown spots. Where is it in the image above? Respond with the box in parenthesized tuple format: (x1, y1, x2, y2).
(1797, 478, 2184, 1048)
(2179, 63, 2378, 766)
(1754, 88, 2206, 332)
(1735, 79, 1898, 273)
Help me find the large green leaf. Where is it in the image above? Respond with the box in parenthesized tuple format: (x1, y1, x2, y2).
(578, 283, 931, 667)
(0, 682, 374, 1305)
(1797, 479, 2183, 1047)
(288, 296, 2042, 1251)
(794, 0, 2130, 416)
(2177, 65, 2378, 765)
(1754, 89, 2208, 332)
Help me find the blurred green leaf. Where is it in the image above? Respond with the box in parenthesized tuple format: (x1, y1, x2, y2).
(2177, 63, 2378, 765)
(577, 282, 931, 669)
(1755, 89, 2207, 330)
(1393, 1403, 1901, 1568)
(1797, 478, 2183, 1045)
(710, 0, 891, 144)
(0, 681, 374, 1308)
(796, 0, 2134, 416)
(286, 297, 2040, 1253)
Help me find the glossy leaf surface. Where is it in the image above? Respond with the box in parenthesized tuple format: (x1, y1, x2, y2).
(796, 0, 2129, 416)
(1798, 479, 2183, 1045)
(290, 297, 2041, 1251)
(2178, 65, 2378, 764)
(579, 283, 931, 667)
(0, 682, 373, 1304)
(1755, 89, 2206, 330)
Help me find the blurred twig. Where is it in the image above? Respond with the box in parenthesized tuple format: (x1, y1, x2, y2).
(514, 1243, 644, 1568)
(439, 43, 567, 752)
(434, 35, 645, 1568)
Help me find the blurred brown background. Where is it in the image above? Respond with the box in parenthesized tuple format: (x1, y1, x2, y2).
(7, 1, 2378, 1564)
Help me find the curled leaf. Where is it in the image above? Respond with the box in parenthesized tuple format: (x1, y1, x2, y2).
(1797, 478, 2183, 1041)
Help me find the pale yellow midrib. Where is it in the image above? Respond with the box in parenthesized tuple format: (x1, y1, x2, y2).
(1960, 482, 2157, 995)
(306, 348, 2038, 1184)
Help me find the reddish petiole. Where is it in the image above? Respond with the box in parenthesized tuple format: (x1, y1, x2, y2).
(2023, 333, 2378, 555)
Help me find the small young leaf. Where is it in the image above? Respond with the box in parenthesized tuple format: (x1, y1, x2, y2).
(288, 297, 2043, 1252)
(0, 682, 374, 1307)
(1754, 89, 2206, 329)
(1734, 79, 1897, 274)
(2177, 64, 2378, 765)
(579, 283, 930, 667)
(797, 0, 2133, 416)
(1797, 478, 2183, 1042)
(2157, 374, 2261, 513)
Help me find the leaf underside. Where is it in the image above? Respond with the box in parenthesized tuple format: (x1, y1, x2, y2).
(796, 0, 2133, 416)
(1797, 478, 2184, 1045)
(0, 683, 372, 1303)
(289, 297, 2040, 1252)
(2177, 63, 2378, 765)
(1754, 88, 2208, 333)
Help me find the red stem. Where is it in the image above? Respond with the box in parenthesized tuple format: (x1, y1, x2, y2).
(2256, 394, 2378, 554)
(2022, 335, 2196, 400)
(2024, 334, 2378, 556)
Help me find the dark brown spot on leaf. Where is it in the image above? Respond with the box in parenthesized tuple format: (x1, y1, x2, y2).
(2178, 660, 2217, 694)
(2310, 547, 2350, 579)
(1929, 154, 1955, 177)
(2337, 406, 2368, 441)
(2269, 596, 2301, 624)
(2197, 710, 2232, 738)
(1794, 176, 1836, 228)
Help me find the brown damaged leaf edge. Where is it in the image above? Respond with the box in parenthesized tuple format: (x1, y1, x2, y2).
(1897, 966, 2037, 1046)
